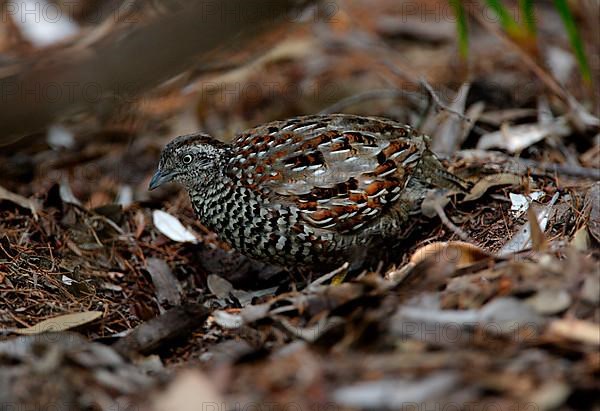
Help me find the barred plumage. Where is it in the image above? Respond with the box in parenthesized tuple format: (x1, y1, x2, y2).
(150, 114, 469, 267)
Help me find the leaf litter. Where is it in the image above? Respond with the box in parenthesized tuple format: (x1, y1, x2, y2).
(0, 1, 598, 410)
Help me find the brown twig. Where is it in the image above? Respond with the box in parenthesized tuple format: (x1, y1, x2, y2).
(433, 201, 472, 243)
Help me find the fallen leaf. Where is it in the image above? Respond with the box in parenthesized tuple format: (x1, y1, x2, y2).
(240, 303, 271, 323)
(530, 381, 572, 411)
(134, 209, 146, 239)
(527, 206, 547, 252)
(570, 226, 590, 251)
(213, 310, 243, 329)
(509, 191, 544, 214)
(409, 241, 490, 269)
(581, 274, 599, 304)
(207, 274, 233, 299)
(61, 275, 76, 285)
(432, 82, 470, 154)
(152, 210, 198, 243)
(47, 124, 75, 149)
(0, 185, 39, 220)
(146, 258, 182, 306)
(547, 318, 600, 346)
(477, 119, 570, 153)
(478, 297, 545, 335)
(333, 373, 459, 409)
(11, 0, 79, 47)
(277, 316, 344, 342)
(525, 289, 571, 315)
(585, 183, 600, 242)
(462, 173, 522, 202)
(151, 370, 223, 411)
(59, 178, 82, 205)
(12, 311, 103, 335)
(420, 189, 451, 218)
(500, 192, 559, 256)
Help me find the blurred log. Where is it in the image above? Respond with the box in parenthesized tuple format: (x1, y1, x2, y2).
(0, 0, 319, 143)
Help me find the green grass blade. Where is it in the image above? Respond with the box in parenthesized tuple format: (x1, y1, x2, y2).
(518, 0, 536, 35)
(552, 0, 592, 83)
(484, 0, 520, 35)
(449, 0, 469, 58)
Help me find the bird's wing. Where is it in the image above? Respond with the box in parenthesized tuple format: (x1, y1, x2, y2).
(228, 114, 427, 234)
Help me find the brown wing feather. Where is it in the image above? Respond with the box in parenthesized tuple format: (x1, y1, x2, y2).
(228, 114, 428, 234)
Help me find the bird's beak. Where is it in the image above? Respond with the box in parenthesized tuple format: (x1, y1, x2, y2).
(148, 169, 175, 190)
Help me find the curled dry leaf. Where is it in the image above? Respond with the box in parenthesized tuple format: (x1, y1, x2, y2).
(134, 209, 146, 239)
(477, 119, 571, 153)
(547, 318, 600, 346)
(0, 185, 40, 220)
(500, 192, 559, 255)
(59, 178, 82, 205)
(527, 206, 548, 252)
(213, 310, 244, 329)
(152, 210, 198, 243)
(409, 241, 490, 269)
(11, 311, 103, 335)
(462, 173, 522, 202)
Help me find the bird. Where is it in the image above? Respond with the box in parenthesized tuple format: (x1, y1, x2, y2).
(149, 114, 470, 269)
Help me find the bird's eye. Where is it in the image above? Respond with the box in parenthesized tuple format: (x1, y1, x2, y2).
(182, 154, 193, 164)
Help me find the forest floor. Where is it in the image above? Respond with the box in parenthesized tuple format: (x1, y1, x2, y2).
(0, 1, 598, 410)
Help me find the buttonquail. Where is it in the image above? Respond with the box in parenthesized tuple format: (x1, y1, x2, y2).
(150, 114, 469, 268)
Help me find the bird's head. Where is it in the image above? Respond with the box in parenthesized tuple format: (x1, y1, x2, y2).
(149, 133, 229, 191)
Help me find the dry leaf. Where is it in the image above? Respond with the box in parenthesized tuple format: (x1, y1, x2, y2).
(59, 178, 82, 205)
(207, 274, 233, 299)
(151, 370, 223, 411)
(462, 173, 522, 202)
(432, 82, 470, 154)
(586, 183, 600, 242)
(333, 373, 459, 409)
(477, 119, 570, 153)
(547, 318, 600, 346)
(571, 226, 590, 251)
(409, 241, 490, 269)
(509, 191, 544, 214)
(0, 185, 39, 220)
(12, 311, 103, 335)
(527, 206, 547, 252)
(500, 192, 559, 255)
(213, 310, 243, 329)
(152, 210, 198, 243)
(146, 258, 182, 306)
(525, 290, 571, 315)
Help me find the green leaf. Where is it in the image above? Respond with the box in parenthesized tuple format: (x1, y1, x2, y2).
(484, 0, 520, 35)
(552, 0, 592, 83)
(449, 0, 469, 59)
(518, 0, 536, 35)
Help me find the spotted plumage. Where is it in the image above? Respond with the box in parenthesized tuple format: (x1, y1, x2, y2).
(150, 114, 469, 267)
